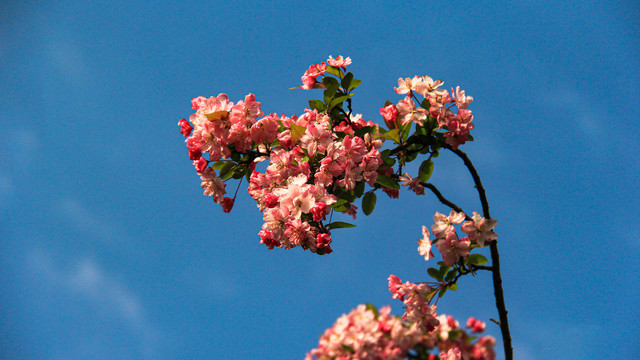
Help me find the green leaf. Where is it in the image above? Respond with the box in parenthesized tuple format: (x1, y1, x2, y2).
(349, 79, 362, 91)
(365, 302, 379, 319)
(418, 160, 434, 183)
(376, 175, 400, 190)
(420, 98, 430, 110)
(354, 126, 375, 138)
(401, 122, 412, 142)
(445, 269, 457, 282)
(326, 221, 357, 230)
(290, 123, 306, 143)
(330, 94, 353, 108)
(354, 181, 365, 198)
(427, 268, 443, 282)
(322, 76, 340, 93)
(380, 129, 401, 142)
(468, 254, 489, 265)
(245, 168, 252, 182)
(341, 344, 355, 353)
(211, 161, 226, 170)
(362, 192, 377, 216)
(329, 199, 349, 208)
(438, 287, 448, 298)
(325, 65, 342, 77)
(308, 100, 325, 112)
(219, 162, 236, 180)
(341, 72, 354, 91)
(449, 283, 458, 291)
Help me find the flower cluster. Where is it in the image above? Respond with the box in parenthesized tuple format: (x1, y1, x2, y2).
(305, 304, 496, 360)
(416, 210, 497, 266)
(305, 304, 422, 360)
(388, 275, 439, 332)
(180, 56, 388, 254)
(381, 75, 475, 149)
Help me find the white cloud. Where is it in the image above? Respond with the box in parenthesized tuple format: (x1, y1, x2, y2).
(27, 250, 159, 358)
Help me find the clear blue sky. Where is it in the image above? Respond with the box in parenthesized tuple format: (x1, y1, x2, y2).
(2, 1, 639, 359)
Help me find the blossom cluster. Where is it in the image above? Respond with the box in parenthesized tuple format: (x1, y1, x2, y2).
(180, 56, 389, 254)
(419, 210, 498, 266)
(248, 109, 385, 254)
(380, 75, 475, 149)
(305, 304, 496, 360)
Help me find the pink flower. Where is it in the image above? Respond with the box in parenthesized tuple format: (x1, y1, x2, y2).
(418, 226, 434, 261)
(435, 230, 470, 266)
(440, 347, 462, 360)
(326, 55, 352, 69)
(380, 104, 399, 129)
(250, 114, 279, 144)
(301, 62, 327, 90)
(461, 212, 498, 247)
(431, 210, 466, 239)
(200, 167, 226, 204)
(178, 118, 192, 137)
(194, 157, 208, 173)
(221, 197, 234, 213)
(399, 173, 425, 195)
(316, 233, 332, 249)
(466, 317, 486, 333)
(310, 202, 328, 222)
(396, 96, 428, 126)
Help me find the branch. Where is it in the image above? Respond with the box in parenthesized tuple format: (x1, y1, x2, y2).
(420, 182, 466, 216)
(446, 145, 513, 360)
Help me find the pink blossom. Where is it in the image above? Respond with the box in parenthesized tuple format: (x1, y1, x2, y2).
(316, 233, 332, 249)
(453, 86, 473, 109)
(396, 96, 428, 126)
(399, 173, 425, 195)
(417, 226, 434, 261)
(200, 167, 226, 204)
(380, 104, 399, 129)
(301, 62, 327, 90)
(310, 202, 328, 222)
(326, 55, 352, 69)
(435, 231, 471, 266)
(220, 197, 234, 213)
(466, 317, 486, 333)
(431, 210, 466, 239)
(413, 76, 446, 98)
(178, 118, 192, 137)
(194, 157, 208, 173)
(250, 114, 279, 144)
(461, 212, 498, 247)
(440, 347, 462, 360)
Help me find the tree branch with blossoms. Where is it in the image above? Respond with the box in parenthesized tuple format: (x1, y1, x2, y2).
(178, 55, 512, 360)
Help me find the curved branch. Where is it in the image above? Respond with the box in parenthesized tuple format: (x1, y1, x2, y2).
(420, 182, 466, 215)
(446, 145, 513, 360)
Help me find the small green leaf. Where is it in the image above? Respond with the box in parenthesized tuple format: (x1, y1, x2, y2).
(362, 192, 377, 216)
(211, 161, 226, 170)
(204, 110, 230, 121)
(341, 72, 354, 91)
(449, 283, 458, 291)
(219, 162, 236, 180)
(380, 129, 401, 142)
(329, 199, 349, 208)
(418, 160, 434, 183)
(290, 123, 306, 143)
(420, 98, 430, 110)
(325, 65, 342, 77)
(354, 181, 365, 198)
(341, 344, 355, 353)
(349, 79, 362, 90)
(330, 94, 353, 108)
(468, 254, 489, 265)
(427, 268, 443, 282)
(445, 269, 457, 282)
(365, 302, 379, 319)
(326, 221, 357, 230)
(376, 175, 400, 190)
(245, 168, 252, 182)
(308, 100, 325, 111)
(354, 126, 374, 138)
(438, 287, 448, 298)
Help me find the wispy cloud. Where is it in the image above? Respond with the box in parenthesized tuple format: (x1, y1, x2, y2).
(27, 250, 159, 358)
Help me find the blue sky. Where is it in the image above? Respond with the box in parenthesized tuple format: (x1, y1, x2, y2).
(1, 1, 639, 359)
